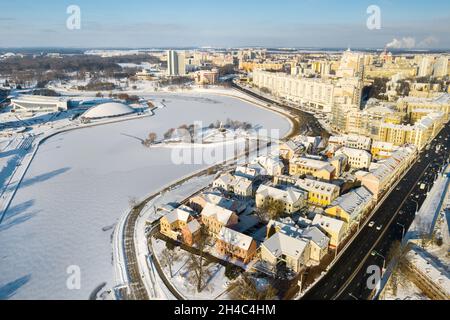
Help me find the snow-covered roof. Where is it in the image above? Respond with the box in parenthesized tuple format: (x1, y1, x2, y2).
(214, 172, 252, 190)
(185, 219, 201, 233)
(262, 232, 309, 260)
(83, 102, 135, 119)
(406, 245, 450, 296)
(201, 202, 235, 225)
(295, 178, 340, 197)
(312, 214, 346, 234)
(368, 146, 416, 182)
(256, 185, 307, 204)
(301, 226, 329, 249)
(336, 147, 372, 159)
(201, 193, 245, 213)
(399, 93, 450, 105)
(165, 205, 196, 224)
(218, 227, 254, 250)
(329, 187, 373, 220)
(291, 157, 334, 171)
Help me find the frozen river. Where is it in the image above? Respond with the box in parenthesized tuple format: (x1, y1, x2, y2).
(0, 93, 290, 300)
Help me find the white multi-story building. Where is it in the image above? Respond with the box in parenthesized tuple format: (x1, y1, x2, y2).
(335, 147, 372, 170)
(11, 95, 68, 113)
(433, 56, 449, 78)
(418, 55, 434, 77)
(167, 50, 186, 76)
(328, 134, 372, 151)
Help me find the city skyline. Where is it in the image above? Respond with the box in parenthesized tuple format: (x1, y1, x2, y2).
(1, 0, 450, 49)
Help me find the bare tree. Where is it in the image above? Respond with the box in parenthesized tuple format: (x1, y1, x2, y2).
(384, 241, 412, 297)
(186, 227, 212, 292)
(257, 200, 285, 221)
(164, 128, 175, 140)
(143, 132, 158, 147)
(228, 273, 278, 300)
(128, 196, 140, 210)
(160, 248, 179, 278)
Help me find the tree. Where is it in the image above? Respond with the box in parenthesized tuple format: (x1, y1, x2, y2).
(163, 128, 175, 140)
(185, 227, 212, 292)
(128, 196, 140, 210)
(228, 273, 278, 300)
(143, 132, 157, 147)
(160, 248, 179, 278)
(257, 200, 285, 221)
(384, 241, 411, 297)
(260, 87, 271, 94)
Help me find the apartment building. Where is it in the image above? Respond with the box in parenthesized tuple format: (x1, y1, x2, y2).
(358, 146, 417, 200)
(312, 214, 347, 248)
(328, 134, 372, 151)
(213, 173, 253, 198)
(325, 186, 373, 226)
(289, 157, 336, 181)
(255, 185, 307, 214)
(160, 205, 198, 242)
(378, 112, 445, 150)
(371, 141, 400, 160)
(201, 203, 239, 235)
(216, 227, 258, 264)
(260, 231, 311, 273)
(335, 147, 372, 170)
(252, 70, 362, 113)
(295, 178, 340, 207)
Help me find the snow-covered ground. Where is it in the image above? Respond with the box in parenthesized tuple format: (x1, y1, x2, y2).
(0, 93, 290, 300)
(408, 166, 450, 240)
(152, 238, 230, 300)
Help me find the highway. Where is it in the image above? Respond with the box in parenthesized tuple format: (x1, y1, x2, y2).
(303, 121, 450, 300)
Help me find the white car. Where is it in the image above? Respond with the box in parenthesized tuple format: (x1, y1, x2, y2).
(368, 221, 375, 228)
(376, 225, 383, 231)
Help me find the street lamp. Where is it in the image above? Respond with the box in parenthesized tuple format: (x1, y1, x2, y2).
(371, 250, 386, 270)
(410, 196, 420, 214)
(348, 293, 359, 300)
(397, 222, 406, 239)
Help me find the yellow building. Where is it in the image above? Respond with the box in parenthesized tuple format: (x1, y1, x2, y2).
(160, 206, 197, 241)
(239, 61, 284, 72)
(312, 214, 347, 249)
(378, 112, 445, 150)
(324, 187, 373, 226)
(295, 178, 340, 207)
(289, 157, 336, 181)
(371, 141, 400, 160)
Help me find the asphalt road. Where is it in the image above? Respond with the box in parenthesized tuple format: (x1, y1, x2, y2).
(303, 122, 450, 300)
(231, 82, 328, 138)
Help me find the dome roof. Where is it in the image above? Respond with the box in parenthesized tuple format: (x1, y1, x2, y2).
(83, 102, 135, 119)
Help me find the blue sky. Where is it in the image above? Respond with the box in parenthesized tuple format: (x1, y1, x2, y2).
(0, 0, 449, 48)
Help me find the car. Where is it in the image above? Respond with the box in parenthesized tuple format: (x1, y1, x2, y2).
(368, 221, 375, 228)
(376, 225, 383, 231)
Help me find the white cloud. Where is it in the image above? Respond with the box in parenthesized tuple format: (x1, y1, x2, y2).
(417, 36, 439, 48)
(386, 37, 416, 49)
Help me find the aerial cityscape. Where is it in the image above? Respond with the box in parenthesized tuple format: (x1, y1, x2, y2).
(0, 0, 449, 306)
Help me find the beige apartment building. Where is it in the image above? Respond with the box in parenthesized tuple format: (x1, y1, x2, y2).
(252, 70, 362, 113)
(357, 146, 417, 200)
